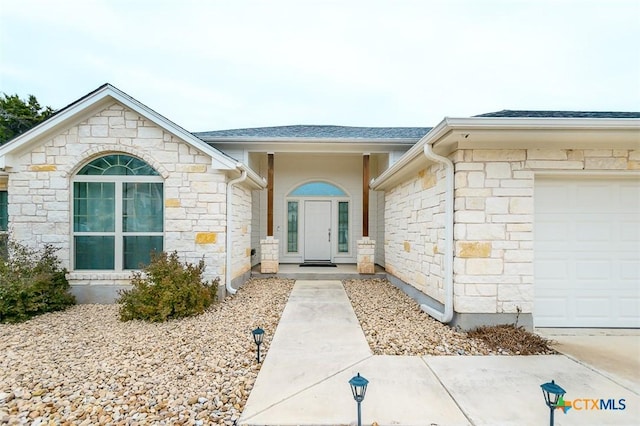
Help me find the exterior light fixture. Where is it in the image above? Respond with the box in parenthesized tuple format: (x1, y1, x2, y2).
(349, 372, 369, 426)
(252, 327, 265, 363)
(540, 379, 566, 426)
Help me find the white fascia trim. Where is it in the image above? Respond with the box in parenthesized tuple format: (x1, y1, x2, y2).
(370, 116, 640, 190)
(445, 116, 640, 130)
(0, 84, 237, 171)
(370, 119, 450, 190)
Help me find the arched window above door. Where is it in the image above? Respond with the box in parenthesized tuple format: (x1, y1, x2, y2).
(289, 181, 347, 197)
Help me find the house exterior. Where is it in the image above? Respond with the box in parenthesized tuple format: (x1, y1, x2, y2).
(0, 84, 638, 330)
(0, 85, 266, 302)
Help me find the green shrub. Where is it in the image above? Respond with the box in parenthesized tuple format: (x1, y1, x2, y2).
(0, 241, 75, 323)
(117, 251, 218, 322)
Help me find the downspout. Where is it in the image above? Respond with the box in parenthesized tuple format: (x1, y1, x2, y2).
(421, 142, 454, 323)
(225, 170, 247, 295)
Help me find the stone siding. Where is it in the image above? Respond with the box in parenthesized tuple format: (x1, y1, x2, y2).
(6, 102, 235, 289)
(356, 237, 375, 274)
(230, 183, 253, 281)
(385, 148, 638, 316)
(384, 162, 448, 303)
(260, 237, 279, 273)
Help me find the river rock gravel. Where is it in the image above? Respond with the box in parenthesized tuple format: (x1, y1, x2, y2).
(0, 277, 294, 425)
(2, 276, 538, 425)
(343, 278, 492, 356)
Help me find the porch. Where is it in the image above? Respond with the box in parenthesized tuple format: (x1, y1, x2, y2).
(251, 263, 386, 280)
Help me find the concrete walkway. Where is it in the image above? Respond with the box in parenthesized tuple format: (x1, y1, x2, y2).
(239, 280, 640, 426)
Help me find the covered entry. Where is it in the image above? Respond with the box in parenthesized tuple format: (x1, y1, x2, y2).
(286, 181, 351, 263)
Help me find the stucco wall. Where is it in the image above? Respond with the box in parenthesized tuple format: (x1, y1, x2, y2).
(384, 148, 638, 316)
(274, 153, 362, 263)
(6, 102, 236, 292)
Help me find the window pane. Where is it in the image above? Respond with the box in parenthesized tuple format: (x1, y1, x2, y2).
(290, 181, 346, 196)
(73, 182, 115, 232)
(0, 191, 7, 232)
(338, 202, 349, 253)
(124, 236, 163, 269)
(287, 201, 298, 252)
(75, 236, 115, 269)
(123, 183, 163, 232)
(77, 154, 159, 176)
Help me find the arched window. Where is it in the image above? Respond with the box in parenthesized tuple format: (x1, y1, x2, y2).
(73, 154, 163, 270)
(289, 181, 347, 197)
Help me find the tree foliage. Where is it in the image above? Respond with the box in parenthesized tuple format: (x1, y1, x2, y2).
(0, 93, 54, 145)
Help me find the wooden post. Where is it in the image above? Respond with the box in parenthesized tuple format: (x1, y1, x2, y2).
(362, 154, 369, 238)
(267, 153, 274, 236)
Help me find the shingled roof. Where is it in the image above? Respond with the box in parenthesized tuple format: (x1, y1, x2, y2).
(195, 125, 432, 140)
(475, 110, 640, 118)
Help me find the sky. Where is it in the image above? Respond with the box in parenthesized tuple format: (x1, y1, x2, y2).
(1, 0, 639, 132)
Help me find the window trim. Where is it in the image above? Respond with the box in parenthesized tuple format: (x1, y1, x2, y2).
(72, 173, 164, 271)
(287, 200, 299, 253)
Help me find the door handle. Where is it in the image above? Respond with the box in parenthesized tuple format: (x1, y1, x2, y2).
(328, 228, 331, 242)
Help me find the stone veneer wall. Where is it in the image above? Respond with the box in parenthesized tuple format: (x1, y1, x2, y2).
(230, 183, 253, 286)
(385, 148, 638, 319)
(384, 161, 448, 303)
(6, 102, 237, 296)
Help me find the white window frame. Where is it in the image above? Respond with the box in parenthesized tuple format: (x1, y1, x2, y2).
(72, 174, 164, 271)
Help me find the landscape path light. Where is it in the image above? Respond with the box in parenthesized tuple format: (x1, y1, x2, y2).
(251, 327, 264, 363)
(540, 379, 566, 426)
(348, 372, 369, 426)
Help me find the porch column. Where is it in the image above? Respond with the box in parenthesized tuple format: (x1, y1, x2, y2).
(267, 153, 274, 236)
(358, 154, 375, 274)
(261, 152, 279, 273)
(362, 154, 369, 237)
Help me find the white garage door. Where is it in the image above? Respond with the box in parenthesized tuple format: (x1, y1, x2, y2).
(534, 177, 640, 328)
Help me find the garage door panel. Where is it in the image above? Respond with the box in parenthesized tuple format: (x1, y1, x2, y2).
(576, 185, 614, 211)
(575, 298, 610, 319)
(575, 260, 611, 280)
(620, 260, 640, 280)
(576, 220, 612, 241)
(535, 217, 568, 242)
(619, 184, 640, 209)
(620, 217, 640, 241)
(618, 299, 640, 322)
(535, 297, 569, 320)
(535, 260, 568, 280)
(534, 177, 640, 328)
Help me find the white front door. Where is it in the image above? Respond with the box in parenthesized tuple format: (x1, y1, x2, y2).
(304, 200, 332, 261)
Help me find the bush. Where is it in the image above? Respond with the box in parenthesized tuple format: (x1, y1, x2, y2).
(0, 241, 75, 323)
(117, 251, 218, 322)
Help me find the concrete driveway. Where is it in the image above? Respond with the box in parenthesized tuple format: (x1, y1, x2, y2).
(538, 328, 640, 395)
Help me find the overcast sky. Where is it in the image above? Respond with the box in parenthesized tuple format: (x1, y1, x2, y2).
(1, 0, 639, 131)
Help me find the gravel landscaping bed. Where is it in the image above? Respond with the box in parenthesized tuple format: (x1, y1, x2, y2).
(0, 277, 294, 426)
(1, 276, 552, 425)
(343, 278, 494, 356)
